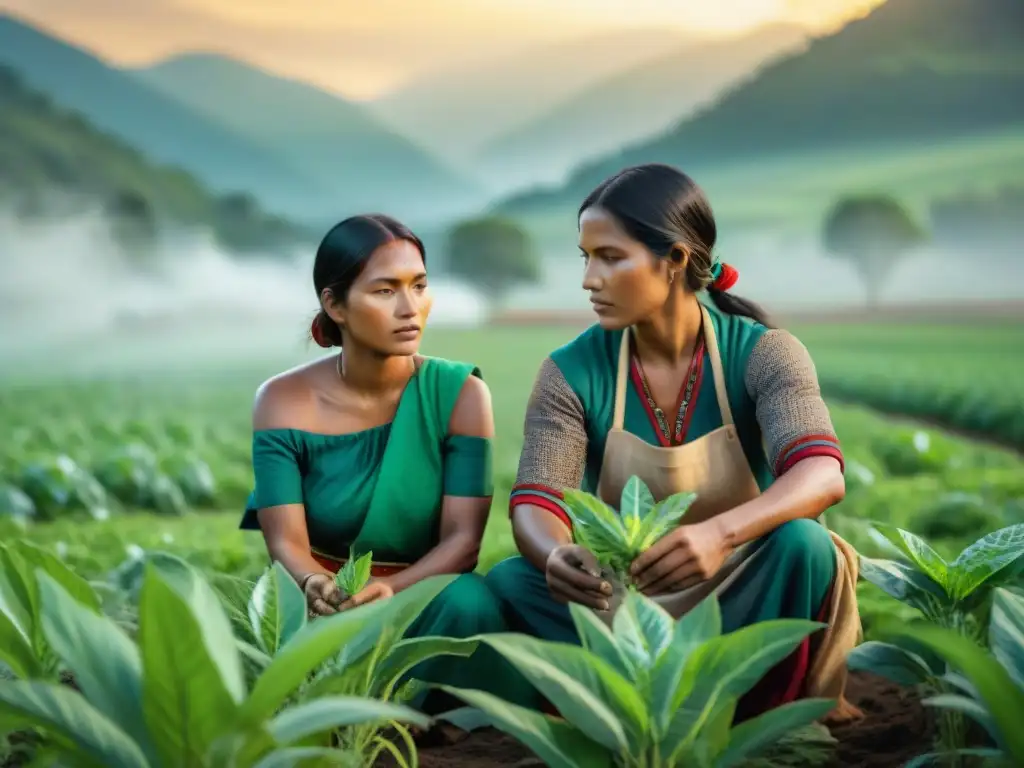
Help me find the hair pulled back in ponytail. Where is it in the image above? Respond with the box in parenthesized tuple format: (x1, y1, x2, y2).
(578, 163, 773, 328)
(308, 213, 426, 348)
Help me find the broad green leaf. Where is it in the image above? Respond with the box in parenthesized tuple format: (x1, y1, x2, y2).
(241, 596, 398, 723)
(371, 636, 479, 695)
(335, 549, 374, 596)
(881, 621, 1024, 763)
(0, 610, 41, 679)
(332, 575, 456, 670)
(650, 595, 721, 732)
(858, 556, 949, 613)
(713, 698, 836, 768)
(252, 747, 361, 768)
(569, 603, 635, 680)
(480, 633, 642, 752)
(624, 591, 674, 665)
(871, 525, 949, 591)
(0, 545, 38, 650)
(16, 542, 101, 614)
(37, 574, 151, 757)
(611, 594, 652, 674)
(922, 694, 1001, 747)
(438, 685, 613, 768)
(248, 562, 307, 656)
(620, 476, 654, 531)
(0, 681, 148, 768)
(146, 554, 246, 703)
(638, 492, 697, 549)
(563, 490, 628, 547)
(138, 564, 241, 766)
(662, 619, 824, 757)
(949, 524, 1024, 602)
(989, 587, 1024, 688)
(267, 696, 430, 744)
(846, 641, 937, 686)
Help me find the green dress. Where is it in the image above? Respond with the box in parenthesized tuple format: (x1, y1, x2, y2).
(241, 357, 532, 710)
(488, 300, 843, 717)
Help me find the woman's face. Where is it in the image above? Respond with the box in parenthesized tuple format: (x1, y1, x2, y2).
(325, 239, 432, 355)
(578, 206, 674, 330)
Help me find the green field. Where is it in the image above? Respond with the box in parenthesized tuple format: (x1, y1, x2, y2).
(514, 128, 1024, 247)
(2, 321, 1022, 612)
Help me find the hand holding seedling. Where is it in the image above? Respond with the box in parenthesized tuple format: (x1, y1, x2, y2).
(302, 572, 346, 616)
(630, 518, 729, 595)
(545, 543, 614, 611)
(338, 579, 394, 611)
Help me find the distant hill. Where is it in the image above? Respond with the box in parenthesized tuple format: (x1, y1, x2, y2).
(0, 65, 312, 255)
(0, 13, 323, 221)
(500, 0, 1024, 214)
(366, 29, 691, 170)
(132, 54, 483, 224)
(476, 24, 807, 191)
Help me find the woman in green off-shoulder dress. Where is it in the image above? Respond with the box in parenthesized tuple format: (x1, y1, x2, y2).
(240, 214, 529, 714)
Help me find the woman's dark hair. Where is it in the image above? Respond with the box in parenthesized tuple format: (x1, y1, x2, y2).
(579, 163, 773, 327)
(310, 213, 425, 347)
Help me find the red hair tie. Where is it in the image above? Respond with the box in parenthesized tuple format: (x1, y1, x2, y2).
(711, 262, 739, 292)
(310, 315, 332, 348)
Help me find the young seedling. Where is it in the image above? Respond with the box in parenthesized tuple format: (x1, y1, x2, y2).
(562, 476, 696, 587)
(335, 548, 374, 598)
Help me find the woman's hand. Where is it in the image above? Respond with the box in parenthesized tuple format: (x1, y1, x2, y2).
(301, 573, 345, 616)
(339, 579, 395, 611)
(630, 519, 731, 596)
(545, 544, 613, 611)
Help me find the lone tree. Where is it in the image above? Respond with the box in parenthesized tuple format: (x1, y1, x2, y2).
(822, 194, 927, 307)
(106, 188, 158, 262)
(445, 216, 540, 302)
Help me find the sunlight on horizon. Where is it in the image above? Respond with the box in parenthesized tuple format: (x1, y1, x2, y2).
(4, 0, 887, 99)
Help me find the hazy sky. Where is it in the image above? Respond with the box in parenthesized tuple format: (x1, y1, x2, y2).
(3, 0, 885, 99)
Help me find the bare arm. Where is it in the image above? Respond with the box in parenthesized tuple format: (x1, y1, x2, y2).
(510, 357, 589, 571)
(382, 374, 495, 593)
(251, 376, 329, 585)
(712, 329, 846, 548)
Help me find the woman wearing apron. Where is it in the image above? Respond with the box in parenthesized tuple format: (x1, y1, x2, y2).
(486, 164, 862, 723)
(242, 214, 531, 717)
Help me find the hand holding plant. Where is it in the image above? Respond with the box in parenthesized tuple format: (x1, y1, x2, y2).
(545, 544, 613, 611)
(340, 579, 394, 611)
(302, 573, 345, 616)
(631, 518, 730, 595)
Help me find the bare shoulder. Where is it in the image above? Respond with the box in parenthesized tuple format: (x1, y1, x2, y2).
(253, 358, 331, 430)
(448, 373, 494, 438)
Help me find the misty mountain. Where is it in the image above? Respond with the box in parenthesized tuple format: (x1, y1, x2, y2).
(0, 65, 312, 254)
(0, 13, 323, 221)
(500, 0, 1024, 214)
(132, 54, 483, 225)
(477, 25, 807, 191)
(367, 29, 691, 170)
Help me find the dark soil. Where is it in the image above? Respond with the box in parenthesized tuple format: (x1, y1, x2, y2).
(385, 672, 934, 768)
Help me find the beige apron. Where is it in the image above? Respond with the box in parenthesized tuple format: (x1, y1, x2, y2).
(596, 304, 861, 712)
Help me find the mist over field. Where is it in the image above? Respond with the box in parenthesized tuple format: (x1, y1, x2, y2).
(0, 210, 488, 379)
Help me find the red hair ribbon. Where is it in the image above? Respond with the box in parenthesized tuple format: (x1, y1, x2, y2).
(711, 262, 739, 292)
(310, 315, 333, 348)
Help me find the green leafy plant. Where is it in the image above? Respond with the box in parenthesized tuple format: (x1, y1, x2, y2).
(0, 539, 102, 680)
(850, 523, 1024, 762)
(562, 476, 696, 585)
(876, 587, 1024, 767)
(440, 590, 835, 768)
(335, 548, 373, 597)
(0, 554, 433, 767)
